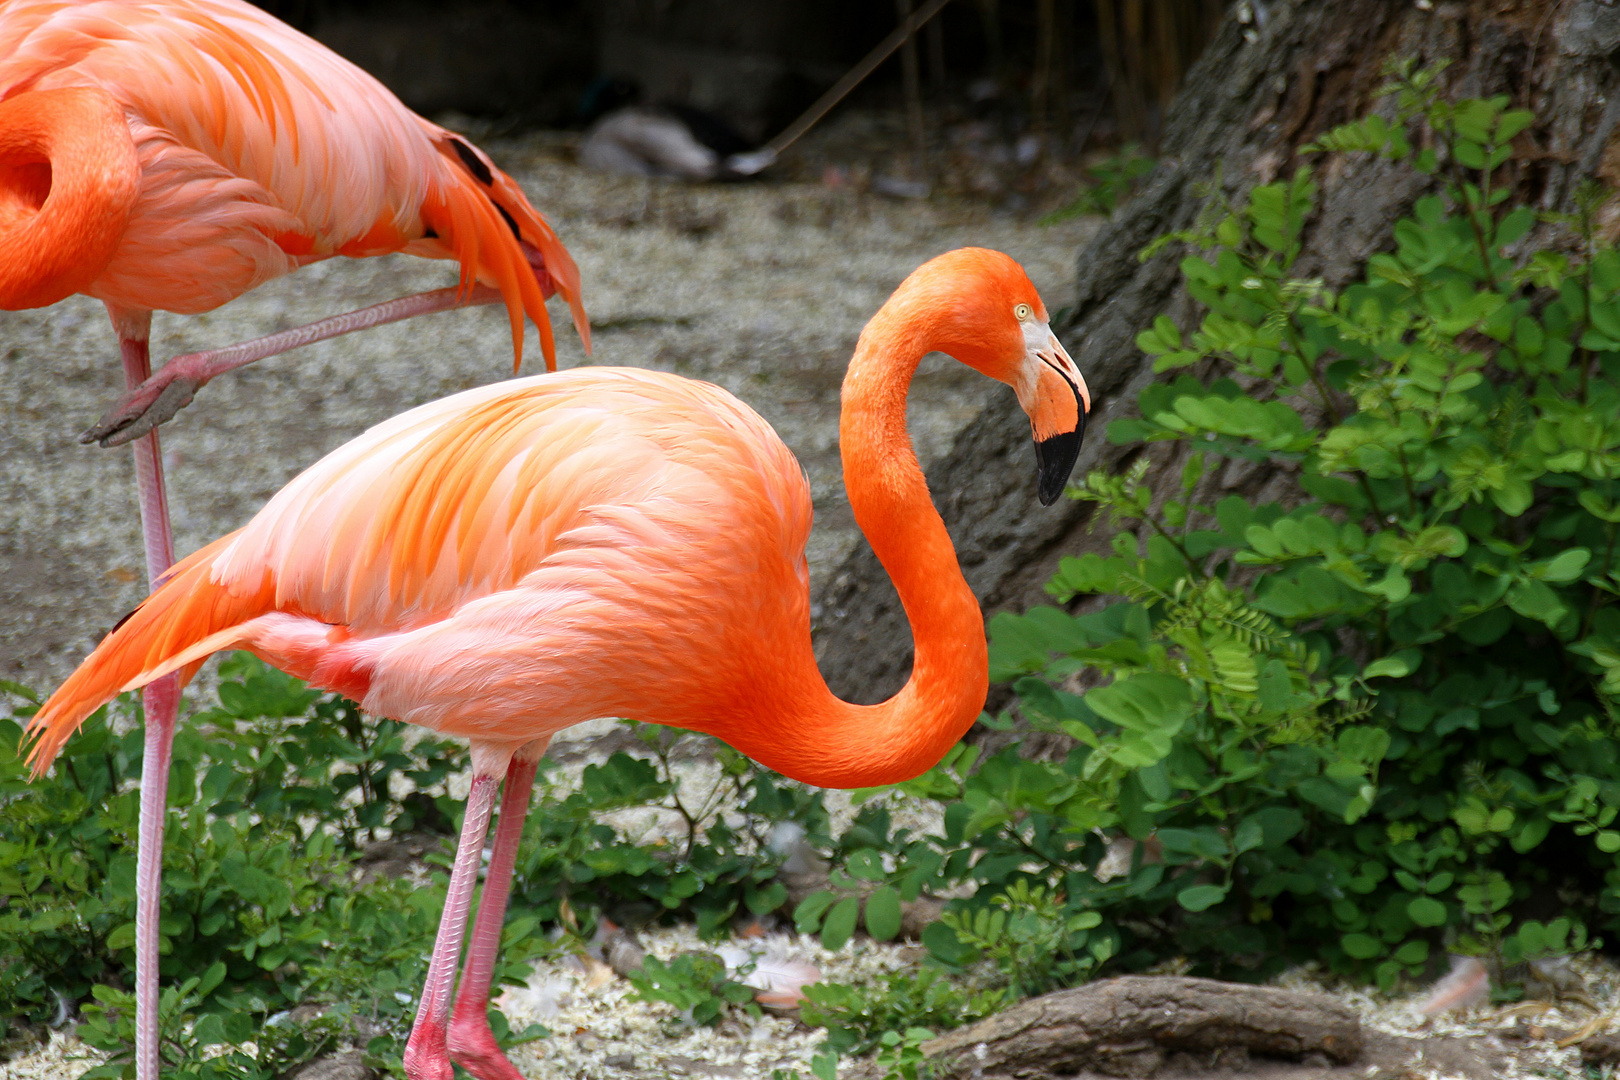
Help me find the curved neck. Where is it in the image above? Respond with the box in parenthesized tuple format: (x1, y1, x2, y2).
(726, 304, 988, 789)
(0, 87, 140, 310)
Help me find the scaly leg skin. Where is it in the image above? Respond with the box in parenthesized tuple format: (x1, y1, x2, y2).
(111, 308, 182, 1080)
(447, 741, 547, 1080)
(404, 765, 504, 1080)
(84, 242, 562, 448)
(83, 285, 501, 448)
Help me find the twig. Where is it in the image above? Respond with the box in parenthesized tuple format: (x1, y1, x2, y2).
(757, 0, 954, 159)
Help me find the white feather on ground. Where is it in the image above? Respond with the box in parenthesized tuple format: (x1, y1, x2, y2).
(1420, 955, 1492, 1016)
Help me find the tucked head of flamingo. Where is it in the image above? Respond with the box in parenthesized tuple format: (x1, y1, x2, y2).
(863, 247, 1091, 504)
(0, 86, 141, 311)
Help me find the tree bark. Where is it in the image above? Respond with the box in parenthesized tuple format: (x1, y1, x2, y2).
(813, 0, 1620, 703)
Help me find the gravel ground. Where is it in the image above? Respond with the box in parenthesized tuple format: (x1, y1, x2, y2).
(0, 126, 1097, 694)
(6, 941, 1618, 1080)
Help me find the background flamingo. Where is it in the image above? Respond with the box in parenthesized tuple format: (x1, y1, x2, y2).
(0, 3, 588, 1074)
(24, 248, 1088, 1080)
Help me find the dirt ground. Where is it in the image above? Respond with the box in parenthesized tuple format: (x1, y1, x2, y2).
(0, 126, 1097, 694)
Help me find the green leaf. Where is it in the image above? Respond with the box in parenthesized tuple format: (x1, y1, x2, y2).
(864, 887, 903, 942)
(1297, 778, 1355, 820)
(1234, 817, 1266, 854)
(1177, 884, 1229, 912)
(821, 898, 860, 951)
(1508, 579, 1567, 627)
(922, 920, 977, 966)
(106, 922, 137, 951)
(192, 1013, 227, 1047)
(1341, 933, 1384, 960)
(1393, 940, 1430, 965)
(1362, 650, 1419, 680)
(1086, 673, 1196, 731)
(794, 890, 835, 935)
(1407, 896, 1448, 927)
(1539, 548, 1590, 583)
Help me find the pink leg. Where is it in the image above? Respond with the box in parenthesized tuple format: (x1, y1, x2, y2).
(83, 285, 501, 447)
(448, 743, 545, 1080)
(84, 241, 564, 448)
(110, 309, 181, 1080)
(404, 769, 504, 1080)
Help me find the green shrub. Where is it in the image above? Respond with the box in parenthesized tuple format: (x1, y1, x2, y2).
(1, 659, 827, 1074)
(800, 968, 994, 1057)
(0, 658, 477, 1077)
(1042, 144, 1157, 222)
(800, 59, 1620, 997)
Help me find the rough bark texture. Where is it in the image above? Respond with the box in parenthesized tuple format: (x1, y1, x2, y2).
(906, 975, 1360, 1080)
(813, 0, 1620, 703)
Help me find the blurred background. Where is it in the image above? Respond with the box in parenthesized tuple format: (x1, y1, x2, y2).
(251, 0, 1223, 210)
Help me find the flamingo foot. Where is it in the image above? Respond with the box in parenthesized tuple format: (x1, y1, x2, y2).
(447, 1005, 527, 1080)
(402, 1024, 456, 1080)
(81, 247, 561, 449)
(82, 368, 202, 447)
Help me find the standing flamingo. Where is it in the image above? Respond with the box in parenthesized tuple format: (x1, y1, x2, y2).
(24, 248, 1089, 1080)
(0, 4, 586, 1072)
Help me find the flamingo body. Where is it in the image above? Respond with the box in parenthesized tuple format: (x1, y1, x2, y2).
(30, 364, 975, 788)
(0, 0, 586, 356)
(200, 368, 810, 745)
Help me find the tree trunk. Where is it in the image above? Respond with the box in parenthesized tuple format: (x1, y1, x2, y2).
(812, 0, 1620, 704)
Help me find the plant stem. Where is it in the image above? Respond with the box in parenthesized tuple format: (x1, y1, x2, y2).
(1283, 320, 1344, 426)
(1144, 512, 1204, 578)
(1445, 153, 1501, 293)
(1396, 445, 1420, 517)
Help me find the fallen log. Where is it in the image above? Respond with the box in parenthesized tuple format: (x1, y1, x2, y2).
(912, 975, 1362, 1079)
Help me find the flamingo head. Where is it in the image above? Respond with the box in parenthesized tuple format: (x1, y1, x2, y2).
(901, 248, 1092, 505)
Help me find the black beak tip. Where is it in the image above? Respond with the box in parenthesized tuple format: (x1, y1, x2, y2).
(1034, 411, 1085, 506)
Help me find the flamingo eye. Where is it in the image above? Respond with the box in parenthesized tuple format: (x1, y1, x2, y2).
(1014, 303, 1033, 321)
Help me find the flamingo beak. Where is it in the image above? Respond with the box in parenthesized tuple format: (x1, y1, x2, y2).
(1014, 324, 1090, 506)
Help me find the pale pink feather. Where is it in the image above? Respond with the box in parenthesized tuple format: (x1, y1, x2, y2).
(1419, 955, 1490, 1016)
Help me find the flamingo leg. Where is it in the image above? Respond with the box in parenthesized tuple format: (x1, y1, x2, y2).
(447, 743, 545, 1080)
(404, 767, 503, 1080)
(83, 286, 501, 447)
(84, 244, 562, 449)
(111, 308, 181, 1080)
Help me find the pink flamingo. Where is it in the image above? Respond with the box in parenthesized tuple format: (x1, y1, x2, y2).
(0, 3, 588, 1073)
(25, 248, 1088, 1080)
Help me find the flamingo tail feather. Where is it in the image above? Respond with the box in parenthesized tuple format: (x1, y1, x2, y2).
(21, 533, 270, 777)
